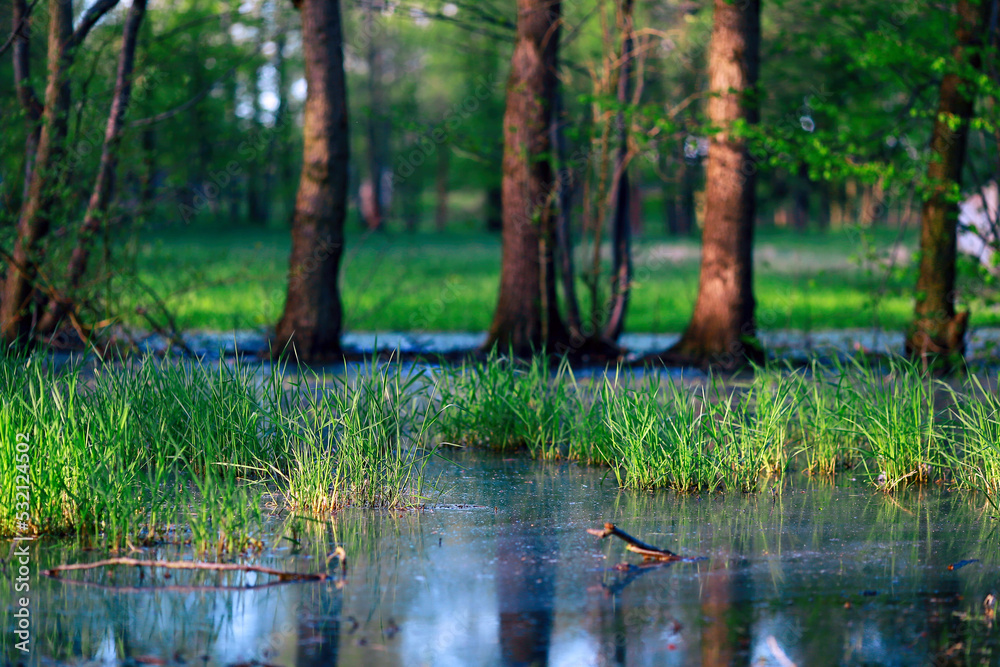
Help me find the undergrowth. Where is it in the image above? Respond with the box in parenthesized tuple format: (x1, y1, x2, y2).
(3, 350, 999, 549)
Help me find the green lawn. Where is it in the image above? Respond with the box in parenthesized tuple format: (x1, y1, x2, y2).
(127, 226, 1000, 333)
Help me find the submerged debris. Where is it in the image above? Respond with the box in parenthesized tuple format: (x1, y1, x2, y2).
(587, 522, 681, 561)
(44, 556, 330, 584)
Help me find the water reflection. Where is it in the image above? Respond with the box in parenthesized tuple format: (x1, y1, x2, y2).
(3, 456, 1000, 666)
(496, 520, 555, 666)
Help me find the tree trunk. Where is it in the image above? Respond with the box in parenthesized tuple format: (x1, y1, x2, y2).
(434, 145, 449, 232)
(247, 30, 267, 226)
(364, 0, 384, 231)
(485, 183, 502, 231)
(0, 0, 120, 345)
(905, 0, 988, 365)
(139, 127, 156, 218)
(672, 155, 696, 236)
(0, 0, 74, 344)
(12, 0, 42, 205)
(602, 0, 635, 342)
(274, 0, 349, 361)
(37, 0, 148, 336)
(264, 20, 288, 222)
(629, 182, 642, 235)
(484, 0, 568, 356)
(664, 0, 761, 368)
(551, 85, 582, 338)
(792, 163, 810, 231)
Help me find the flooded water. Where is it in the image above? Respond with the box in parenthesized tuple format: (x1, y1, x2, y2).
(132, 328, 1000, 365)
(4, 454, 1000, 666)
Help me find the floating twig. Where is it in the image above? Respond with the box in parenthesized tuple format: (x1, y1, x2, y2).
(44, 557, 328, 582)
(948, 558, 980, 571)
(587, 522, 680, 561)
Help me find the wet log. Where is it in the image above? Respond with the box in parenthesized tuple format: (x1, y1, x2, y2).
(587, 522, 680, 561)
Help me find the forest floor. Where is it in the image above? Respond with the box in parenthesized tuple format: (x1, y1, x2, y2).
(129, 225, 1000, 333)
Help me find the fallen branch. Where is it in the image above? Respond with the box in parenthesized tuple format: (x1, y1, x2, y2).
(587, 522, 680, 561)
(44, 557, 331, 582)
(38, 578, 339, 593)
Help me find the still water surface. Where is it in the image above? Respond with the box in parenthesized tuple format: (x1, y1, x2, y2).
(3, 454, 999, 666)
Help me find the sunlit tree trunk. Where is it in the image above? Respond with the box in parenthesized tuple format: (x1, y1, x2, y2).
(37, 0, 148, 336)
(905, 0, 988, 365)
(664, 0, 761, 368)
(274, 0, 349, 361)
(484, 0, 568, 356)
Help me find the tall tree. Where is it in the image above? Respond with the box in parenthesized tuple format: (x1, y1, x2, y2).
(274, 0, 349, 361)
(37, 0, 149, 336)
(904, 0, 989, 365)
(601, 0, 636, 342)
(0, 0, 120, 346)
(483, 0, 568, 355)
(661, 0, 762, 368)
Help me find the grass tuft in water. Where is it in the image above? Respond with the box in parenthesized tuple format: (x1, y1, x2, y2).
(0, 353, 438, 549)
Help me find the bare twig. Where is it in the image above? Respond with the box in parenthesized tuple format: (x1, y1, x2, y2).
(44, 556, 334, 581)
(587, 522, 680, 561)
(131, 274, 198, 357)
(0, 0, 41, 58)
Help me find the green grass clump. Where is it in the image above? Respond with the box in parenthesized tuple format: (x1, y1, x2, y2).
(0, 354, 437, 549)
(790, 362, 859, 475)
(271, 360, 440, 512)
(601, 374, 710, 491)
(436, 352, 592, 460)
(844, 358, 943, 490)
(947, 375, 1000, 507)
(433, 355, 1000, 497)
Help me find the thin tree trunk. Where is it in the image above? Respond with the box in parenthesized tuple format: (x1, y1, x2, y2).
(664, 0, 761, 368)
(274, 0, 349, 361)
(247, 31, 267, 226)
(792, 163, 809, 231)
(36, 0, 148, 336)
(12, 0, 42, 205)
(905, 0, 988, 365)
(139, 127, 156, 217)
(364, 0, 384, 231)
(551, 86, 582, 339)
(0, 0, 120, 345)
(485, 183, 502, 231)
(675, 154, 696, 236)
(484, 0, 568, 356)
(263, 20, 288, 220)
(0, 0, 74, 344)
(601, 0, 635, 342)
(629, 182, 642, 235)
(434, 145, 449, 232)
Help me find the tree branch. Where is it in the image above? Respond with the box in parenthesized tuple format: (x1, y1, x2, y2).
(0, 0, 40, 58)
(70, 0, 121, 51)
(44, 556, 335, 581)
(587, 522, 680, 561)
